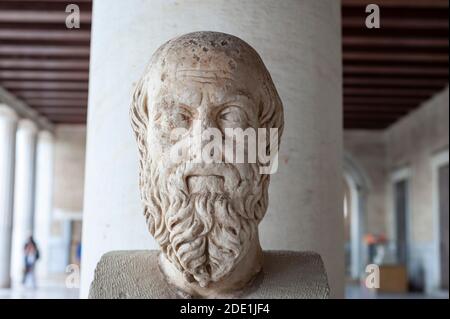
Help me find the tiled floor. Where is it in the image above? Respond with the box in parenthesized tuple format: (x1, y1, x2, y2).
(0, 277, 79, 299)
(346, 283, 449, 299)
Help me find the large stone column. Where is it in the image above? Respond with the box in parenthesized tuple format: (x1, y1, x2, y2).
(33, 131, 54, 278)
(0, 104, 18, 288)
(81, 0, 343, 297)
(11, 119, 38, 283)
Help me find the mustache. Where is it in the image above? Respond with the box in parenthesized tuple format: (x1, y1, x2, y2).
(168, 162, 242, 194)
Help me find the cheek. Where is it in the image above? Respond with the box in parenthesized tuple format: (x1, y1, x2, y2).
(146, 125, 169, 157)
(148, 107, 175, 142)
(147, 124, 188, 166)
(152, 105, 191, 137)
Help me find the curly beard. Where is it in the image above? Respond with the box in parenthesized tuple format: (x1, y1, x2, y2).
(140, 159, 268, 287)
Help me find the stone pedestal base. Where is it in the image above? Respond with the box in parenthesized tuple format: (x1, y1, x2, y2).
(89, 250, 329, 299)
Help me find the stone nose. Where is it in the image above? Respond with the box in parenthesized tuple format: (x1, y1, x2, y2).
(190, 110, 223, 163)
(196, 107, 218, 131)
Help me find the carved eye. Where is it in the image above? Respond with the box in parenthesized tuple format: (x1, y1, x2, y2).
(176, 106, 194, 126)
(218, 106, 247, 127)
(179, 113, 190, 122)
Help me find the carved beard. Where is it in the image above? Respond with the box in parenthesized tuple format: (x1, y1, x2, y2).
(140, 159, 267, 287)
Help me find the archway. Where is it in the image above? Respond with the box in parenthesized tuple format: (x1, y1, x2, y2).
(343, 153, 371, 280)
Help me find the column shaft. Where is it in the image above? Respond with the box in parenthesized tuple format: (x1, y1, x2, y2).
(11, 119, 38, 283)
(34, 131, 55, 278)
(81, 0, 343, 297)
(0, 105, 18, 288)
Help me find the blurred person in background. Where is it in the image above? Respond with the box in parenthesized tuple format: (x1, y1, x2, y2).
(76, 242, 82, 265)
(22, 236, 39, 289)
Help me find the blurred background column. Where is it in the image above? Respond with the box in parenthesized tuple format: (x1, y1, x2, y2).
(0, 104, 18, 288)
(11, 119, 38, 283)
(33, 130, 55, 278)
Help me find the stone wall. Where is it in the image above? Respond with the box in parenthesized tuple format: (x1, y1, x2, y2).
(385, 86, 448, 291)
(385, 87, 449, 243)
(344, 86, 449, 291)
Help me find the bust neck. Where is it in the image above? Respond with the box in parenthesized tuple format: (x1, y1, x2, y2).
(158, 236, 263, 298)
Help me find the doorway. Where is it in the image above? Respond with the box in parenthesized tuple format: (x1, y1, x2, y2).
(390, 167, 411, 288)
(344, 154, 370, 281)
(431, 150, 449, 292)
(394, 179, 409, 266)
(438, 164, 449, 290)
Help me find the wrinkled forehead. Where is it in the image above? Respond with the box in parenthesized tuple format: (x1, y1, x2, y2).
(146, 33, 265, 101)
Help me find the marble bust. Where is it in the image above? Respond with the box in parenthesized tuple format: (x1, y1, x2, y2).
(89, 31, 329, 299)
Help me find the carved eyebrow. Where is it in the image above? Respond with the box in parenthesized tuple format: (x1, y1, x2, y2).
(209, 92, 254, 108)
(178, 104, 197, 117)
(235, 90, 253, 101)
(216, 93, 253, 107)
(217, 104, 251, 123)
(174, 93, 254, 114)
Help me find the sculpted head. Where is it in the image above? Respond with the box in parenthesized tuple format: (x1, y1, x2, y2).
(130, 32, 283, 290)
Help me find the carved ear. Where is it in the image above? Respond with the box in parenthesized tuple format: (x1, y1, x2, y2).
(130, 75, 149, 171)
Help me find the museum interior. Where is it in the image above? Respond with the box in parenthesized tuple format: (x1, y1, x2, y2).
(0, 0, 448, 299)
